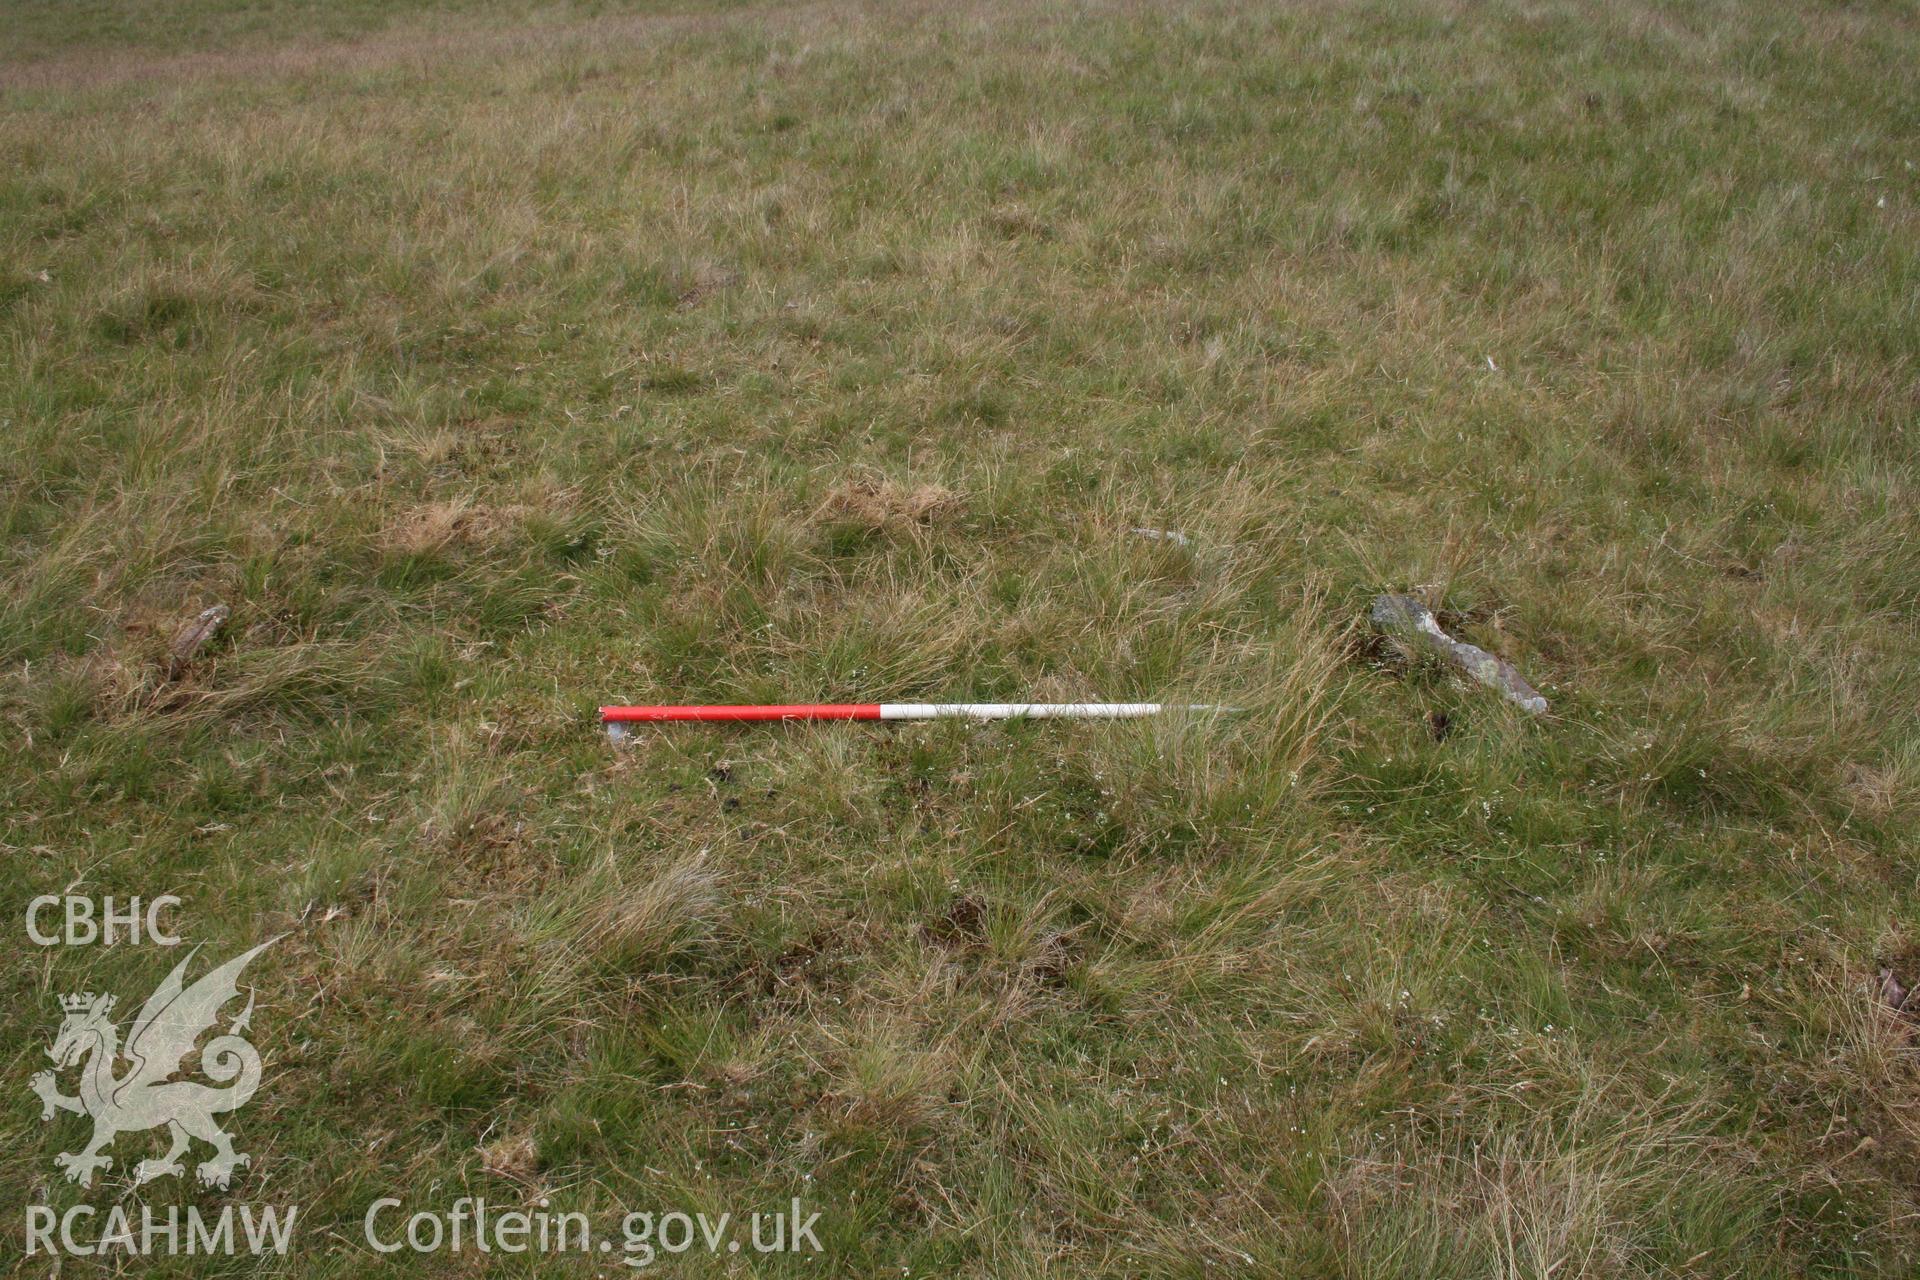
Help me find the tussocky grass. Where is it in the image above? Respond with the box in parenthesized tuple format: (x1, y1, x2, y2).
(2, 0, 1917, 1275)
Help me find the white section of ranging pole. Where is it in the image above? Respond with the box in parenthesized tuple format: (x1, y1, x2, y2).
(877, 702, 1174, 720)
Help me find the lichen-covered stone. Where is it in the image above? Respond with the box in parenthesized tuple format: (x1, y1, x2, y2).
(1369, 594, 1548, 715)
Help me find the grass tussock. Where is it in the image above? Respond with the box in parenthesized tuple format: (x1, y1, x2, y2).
(538, 849, 730, 974)
(1322, 1091, 1751, 1278)
(822, 1006, 968, 1144)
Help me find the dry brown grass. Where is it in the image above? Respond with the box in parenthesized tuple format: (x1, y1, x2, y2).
(815, 474, 965, 531)
(382, 498, 528, 557)
(476, 1127, 541, 1184)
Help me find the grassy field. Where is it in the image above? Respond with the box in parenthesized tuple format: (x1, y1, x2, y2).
(3, 0, 1917, 1274)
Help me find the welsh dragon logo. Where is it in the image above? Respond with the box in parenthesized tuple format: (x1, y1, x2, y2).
(31, 938, 280, 1190)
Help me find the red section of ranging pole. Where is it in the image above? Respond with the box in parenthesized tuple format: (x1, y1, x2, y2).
(601, 704, 883, 723)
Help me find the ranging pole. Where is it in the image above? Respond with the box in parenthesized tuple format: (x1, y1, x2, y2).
(601, 702, 1218, 731)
